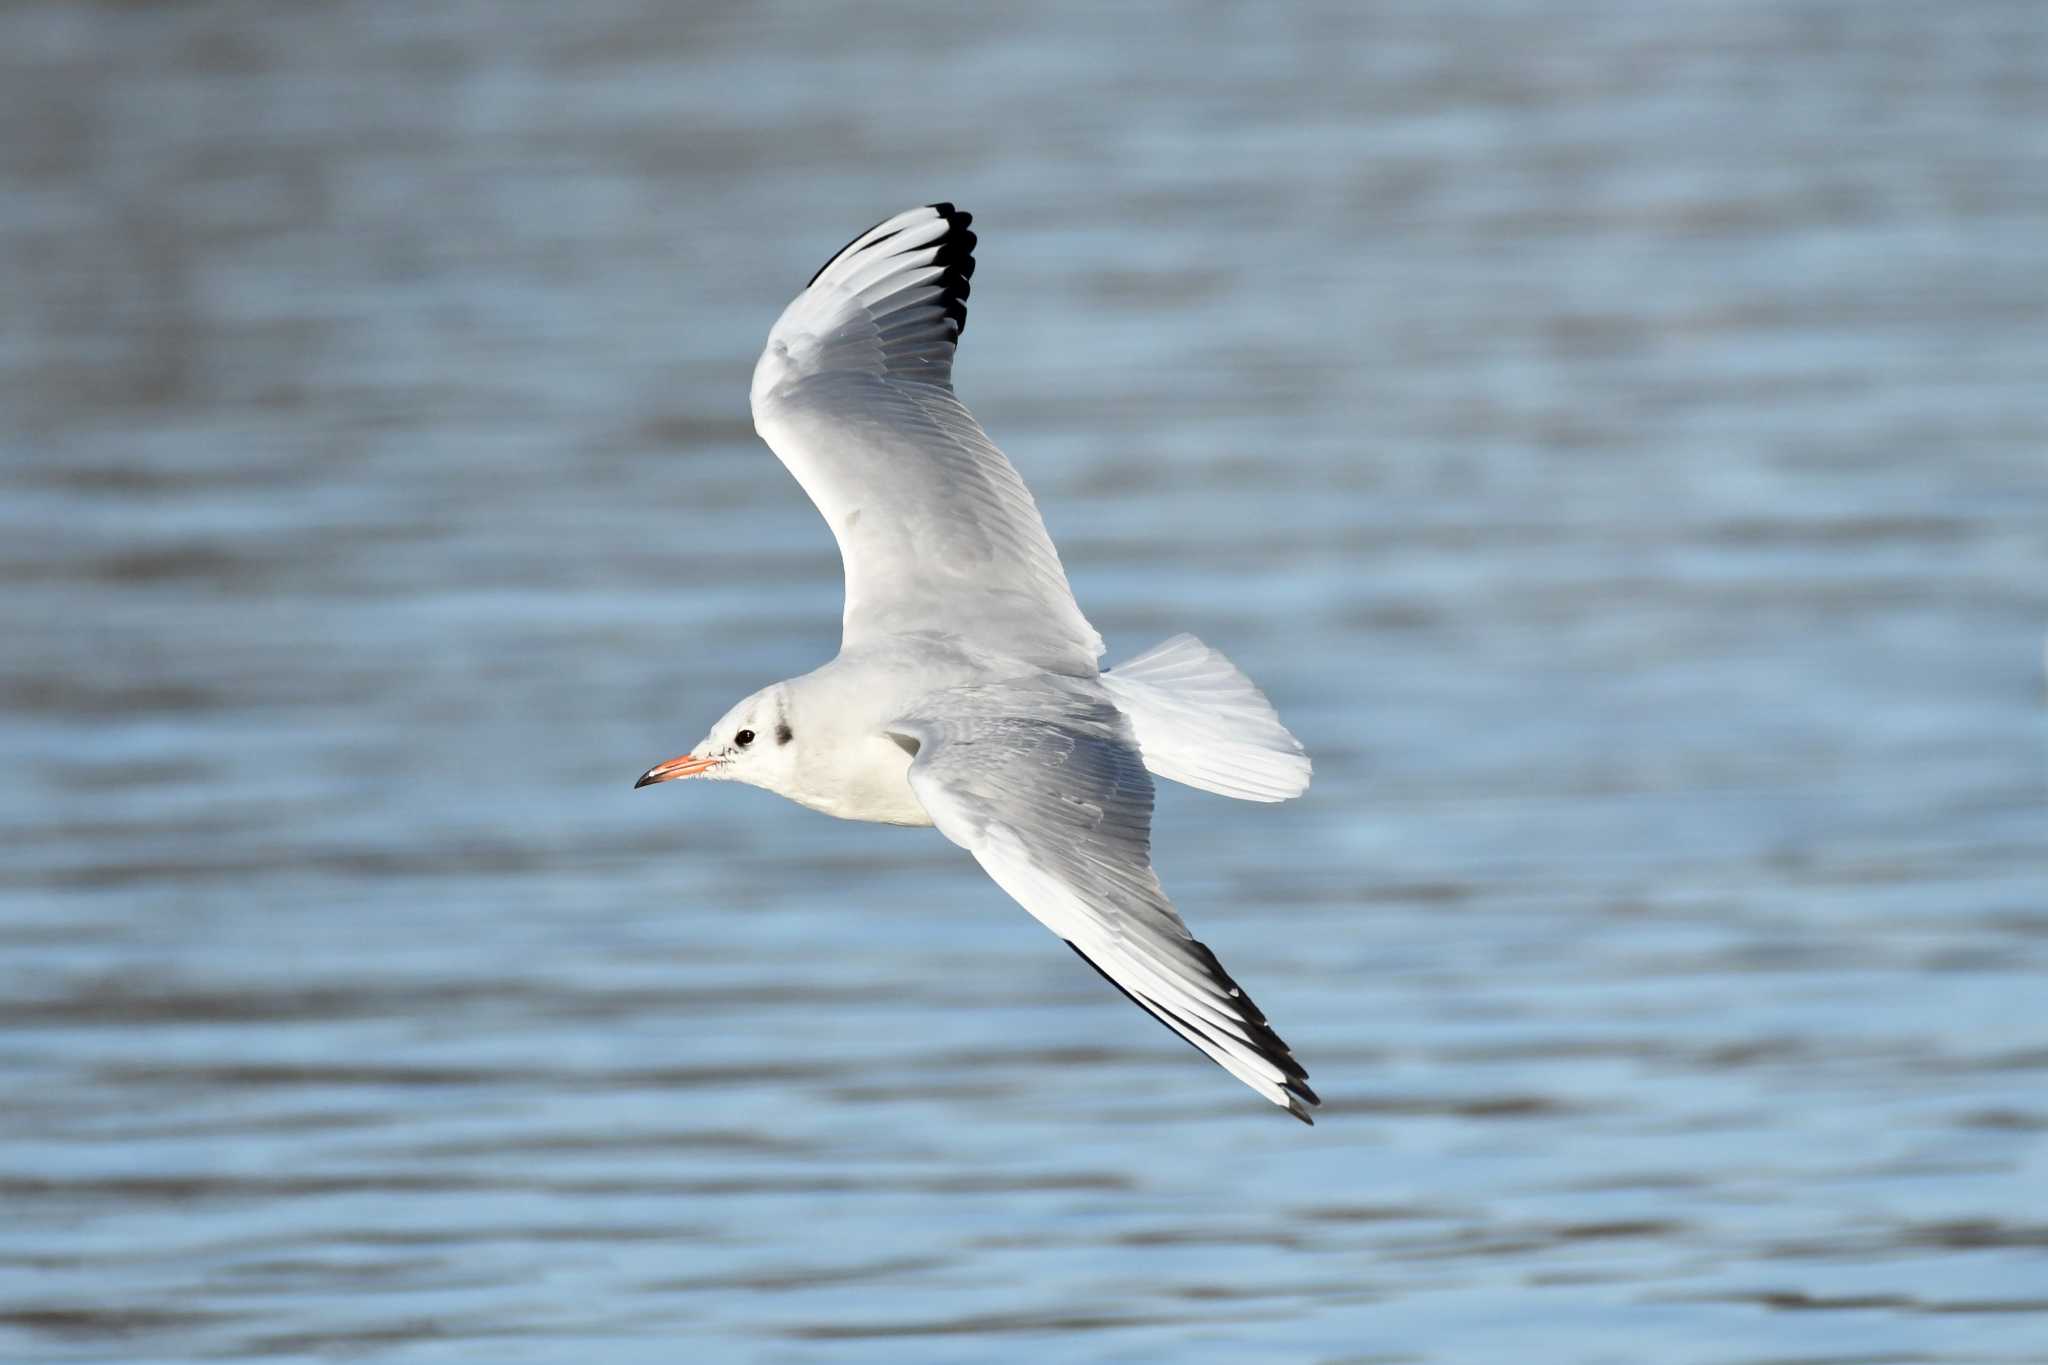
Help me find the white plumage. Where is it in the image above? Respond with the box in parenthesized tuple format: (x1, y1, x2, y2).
(639, 205, 1318, 1122)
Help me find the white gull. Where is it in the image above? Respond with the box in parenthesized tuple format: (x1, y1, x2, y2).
(636, 204, 1318, 1122)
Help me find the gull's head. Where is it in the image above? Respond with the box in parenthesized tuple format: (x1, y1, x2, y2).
(634, 684, 799, 796)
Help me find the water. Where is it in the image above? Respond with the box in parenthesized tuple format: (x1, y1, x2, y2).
(4, 1, 2047, 1360)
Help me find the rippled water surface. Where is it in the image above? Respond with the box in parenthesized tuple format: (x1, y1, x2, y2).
(5, 2, 2047, 1361)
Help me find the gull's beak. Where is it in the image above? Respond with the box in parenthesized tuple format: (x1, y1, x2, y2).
(634, 753, 724, 788)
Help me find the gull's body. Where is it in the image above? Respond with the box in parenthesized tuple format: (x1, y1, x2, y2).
(638, 205, 1319, 1122)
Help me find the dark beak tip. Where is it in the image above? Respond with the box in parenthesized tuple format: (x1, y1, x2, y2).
(633, 770, 658, 789)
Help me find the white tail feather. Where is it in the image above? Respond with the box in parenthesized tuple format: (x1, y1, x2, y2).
(1100, 635, 1311, 802)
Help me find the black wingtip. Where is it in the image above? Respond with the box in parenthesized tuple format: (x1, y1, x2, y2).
(1063, 940, 1320, 1125)
(804, 203, 978, 330)
(925, 202, 976, 340)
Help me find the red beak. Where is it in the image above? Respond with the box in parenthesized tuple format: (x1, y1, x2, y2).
(634, 753, 724, 788)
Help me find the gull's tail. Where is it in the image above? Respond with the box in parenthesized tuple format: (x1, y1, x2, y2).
(1100, 635, 1311, 803)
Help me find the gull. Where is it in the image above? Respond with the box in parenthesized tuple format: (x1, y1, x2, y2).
(636, 205, 1319, 1122)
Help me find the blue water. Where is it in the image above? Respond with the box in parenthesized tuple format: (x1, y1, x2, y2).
(5, 2, 2047, 1361)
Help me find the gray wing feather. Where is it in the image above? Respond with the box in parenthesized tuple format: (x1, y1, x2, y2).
(890, 677, 1318, 1122)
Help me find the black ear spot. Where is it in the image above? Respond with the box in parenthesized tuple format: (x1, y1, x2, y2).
(775, 723, 793, 746)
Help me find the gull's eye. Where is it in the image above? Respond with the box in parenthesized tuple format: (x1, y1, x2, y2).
(734, 729, 755, 748)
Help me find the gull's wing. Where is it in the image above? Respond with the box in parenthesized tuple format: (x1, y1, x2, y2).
(750, 205, 1104, 674)
(888, 678, 1319, 1122)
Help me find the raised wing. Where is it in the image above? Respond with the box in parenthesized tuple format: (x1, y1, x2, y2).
(750, 205, 1104, 675)
(889, 677, 1319, 1122)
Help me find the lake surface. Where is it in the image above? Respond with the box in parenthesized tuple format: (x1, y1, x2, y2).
(4, 2, 2046, 1361)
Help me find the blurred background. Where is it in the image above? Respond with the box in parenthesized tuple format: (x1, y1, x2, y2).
(4, 1, 2046, 1361)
